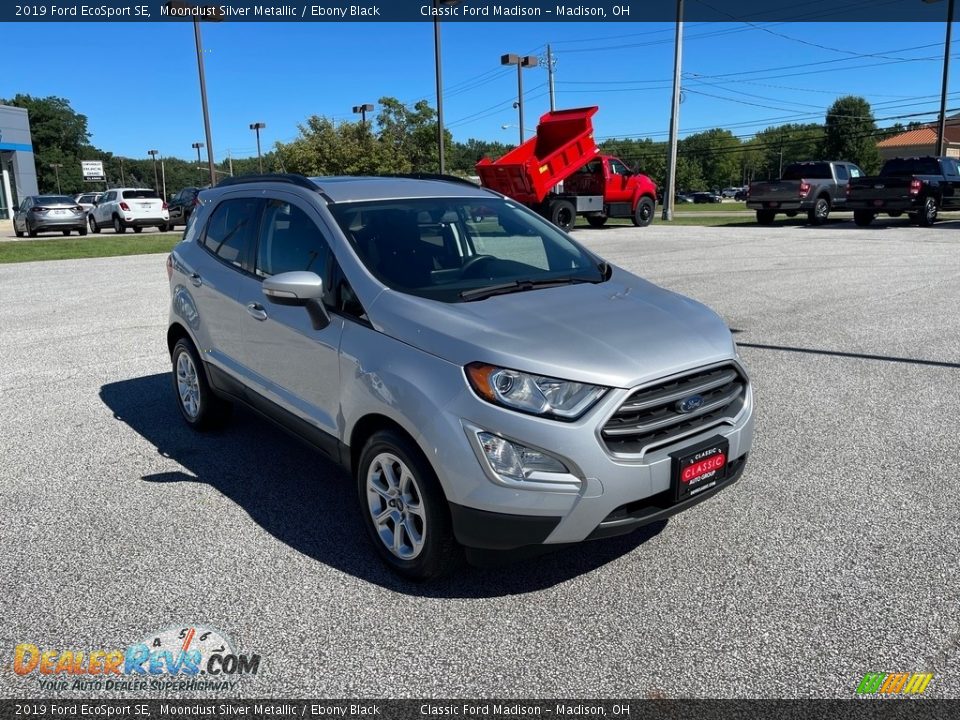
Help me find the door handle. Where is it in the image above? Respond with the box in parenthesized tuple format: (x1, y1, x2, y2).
(189, 273, 202, 287)
(246, 302, 268, 321)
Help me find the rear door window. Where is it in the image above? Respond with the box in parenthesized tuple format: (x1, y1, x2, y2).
(202, 197, 263, 271)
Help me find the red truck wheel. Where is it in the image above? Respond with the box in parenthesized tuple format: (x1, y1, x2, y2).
(632, 197, 654, 227)
(548, 200, 576, 231)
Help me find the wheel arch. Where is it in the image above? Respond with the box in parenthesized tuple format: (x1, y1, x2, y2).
(349, 413, 427, 480)
(167, 322, 192, 357)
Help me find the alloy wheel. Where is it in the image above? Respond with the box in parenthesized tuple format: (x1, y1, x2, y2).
(176, 351, 201, 420)
(365, 452, 427, 560)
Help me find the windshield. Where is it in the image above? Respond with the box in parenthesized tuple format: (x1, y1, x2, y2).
(121, 190, 159, 199)
(329, 197, 605, 303)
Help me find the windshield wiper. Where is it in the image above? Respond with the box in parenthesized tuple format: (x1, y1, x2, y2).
(460, 277, 591, 302)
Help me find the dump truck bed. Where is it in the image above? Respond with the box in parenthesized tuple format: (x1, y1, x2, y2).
(476, 106, 600, 205)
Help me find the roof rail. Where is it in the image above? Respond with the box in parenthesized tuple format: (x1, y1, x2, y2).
(216, 173, 321, 190)
(383, 173, 481, 188)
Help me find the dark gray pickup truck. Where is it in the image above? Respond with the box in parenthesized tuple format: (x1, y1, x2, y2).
(747, 160, 863, 225)
(846, 156, 960, 227)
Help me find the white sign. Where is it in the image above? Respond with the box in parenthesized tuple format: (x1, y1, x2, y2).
(81, 160, 105, 182)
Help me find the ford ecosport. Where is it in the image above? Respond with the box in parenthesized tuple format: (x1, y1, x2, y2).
(166, 174, 754, 579)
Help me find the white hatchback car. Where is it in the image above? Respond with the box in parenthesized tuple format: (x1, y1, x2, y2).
(88, 188, 170, 234)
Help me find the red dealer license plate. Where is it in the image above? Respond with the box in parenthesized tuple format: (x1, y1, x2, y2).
(670, 436, 729, 503)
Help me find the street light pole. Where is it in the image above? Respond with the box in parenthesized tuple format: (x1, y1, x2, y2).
(192, 19, 217, 186)
(249, 122, 266, 173)
(192, 142, 205, 184)
(662, 0, 684, 222)
(148, 149, 160, 193)
(50, 163, 63, 194)
(501, 53, 538, 144)
(351, 104, 374, 126)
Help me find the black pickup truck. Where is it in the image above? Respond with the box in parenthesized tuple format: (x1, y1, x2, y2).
(747, 160, 862, 225)
(846, 156, 960, 227)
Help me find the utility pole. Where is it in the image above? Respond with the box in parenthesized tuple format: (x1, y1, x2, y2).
(161, 159, 167, 199)
(546, 44, 556, 112)
(661, 0, 684, 222)
(119, 158, 125, 186)
(228, 150, 234, 177)
(148, 150, 160, 193)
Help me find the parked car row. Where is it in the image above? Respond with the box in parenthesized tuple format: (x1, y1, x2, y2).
(746, 156, 959, 227)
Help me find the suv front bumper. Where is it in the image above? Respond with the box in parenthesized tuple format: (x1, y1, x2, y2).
(428, 368, 755, 549)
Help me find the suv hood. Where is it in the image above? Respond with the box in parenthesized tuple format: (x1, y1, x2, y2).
(367, 268, 737, 389)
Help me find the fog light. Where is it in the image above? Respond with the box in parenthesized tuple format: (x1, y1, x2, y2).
(477, 432, 567, 481)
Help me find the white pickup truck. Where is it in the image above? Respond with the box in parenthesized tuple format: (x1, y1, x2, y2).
(88, 188, 170, 234)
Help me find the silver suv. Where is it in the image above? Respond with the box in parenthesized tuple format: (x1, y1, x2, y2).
(166, 174, 754, 579)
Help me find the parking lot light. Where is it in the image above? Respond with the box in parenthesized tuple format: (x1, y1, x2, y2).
(249, 122, 266, 173)
(192, 142, 205, 184)
(433, 0, 461, 174)
(147, 150, 160, 194)
(49, 163, 63, 194)
(500, 53, 538, 144)
(351, 105, 374, 126)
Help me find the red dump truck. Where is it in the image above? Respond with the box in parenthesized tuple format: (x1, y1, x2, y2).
(475, 106, 658, 231)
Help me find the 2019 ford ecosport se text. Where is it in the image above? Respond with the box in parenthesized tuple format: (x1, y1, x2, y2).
(166, 174, 754, 579)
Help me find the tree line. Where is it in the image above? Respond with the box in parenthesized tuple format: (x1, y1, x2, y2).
(3, 93, 917, 198)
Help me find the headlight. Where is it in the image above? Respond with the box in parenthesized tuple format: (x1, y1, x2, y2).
(465, 362, 607, 420)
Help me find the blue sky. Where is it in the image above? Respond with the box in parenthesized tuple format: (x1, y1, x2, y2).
(2, 20, 958, 161)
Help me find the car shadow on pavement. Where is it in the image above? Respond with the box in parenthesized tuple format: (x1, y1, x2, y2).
(100, 373, 663, 598)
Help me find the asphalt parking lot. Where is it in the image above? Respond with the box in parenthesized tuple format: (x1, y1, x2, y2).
(0, 221, 958, 699)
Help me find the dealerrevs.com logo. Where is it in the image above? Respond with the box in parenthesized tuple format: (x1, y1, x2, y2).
(11, 624, 260, 692)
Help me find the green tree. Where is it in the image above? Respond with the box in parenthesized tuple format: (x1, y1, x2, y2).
(679, 128, 742, 189)
(748, 123, 825, 180)
(821, 95, 881, 174)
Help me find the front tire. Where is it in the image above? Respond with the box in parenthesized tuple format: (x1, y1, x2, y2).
(853, 211, 875, 227)
(632, 197, 655, 227)
(89, 216, 101, 234)
(918, 196, 938, 227)
(357, 429, 461, 580)
(756, 210, 775, 225)
(548, 199, 576, 232)
(113, 216, 126, 234)
(171, 338, 231, 430)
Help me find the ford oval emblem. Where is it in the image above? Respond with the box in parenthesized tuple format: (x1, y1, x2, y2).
(677, 394, 705, 414)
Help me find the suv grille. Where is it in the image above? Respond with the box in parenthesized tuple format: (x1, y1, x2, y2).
(602, 364, 747, 455)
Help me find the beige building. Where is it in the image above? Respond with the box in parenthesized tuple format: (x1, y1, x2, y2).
(876, 123, 960, 160)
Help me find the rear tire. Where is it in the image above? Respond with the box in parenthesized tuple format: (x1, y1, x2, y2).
(548, 199, 576, 232)
(853, 211, 875, 227)
(586, 215, 607, 229)
(14, 225, 24, 238)
(756, 210, 776, 225)
(62, 230, 70, 236)
(918, 196, 938, 227)
(79, 227, 88, 237)
(113, 216, 126, 234)
(133, 226, 143, 234)
(28, 222, 38, 238)
(631, 197, 655, 227)
(808, 196, 830, 225)
(171, 338, 231, 431)
(356, 429, 461, 580)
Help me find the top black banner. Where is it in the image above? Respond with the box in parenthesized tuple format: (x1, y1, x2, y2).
(0, 0, 953, 23)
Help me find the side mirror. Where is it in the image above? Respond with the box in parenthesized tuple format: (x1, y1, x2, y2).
(262, 271, 330, 330)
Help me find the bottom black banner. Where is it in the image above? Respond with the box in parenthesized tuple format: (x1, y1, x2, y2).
(0, 699, 956, 720)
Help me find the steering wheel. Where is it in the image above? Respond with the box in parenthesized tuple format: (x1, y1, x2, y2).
(459, 254, 497, 279)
